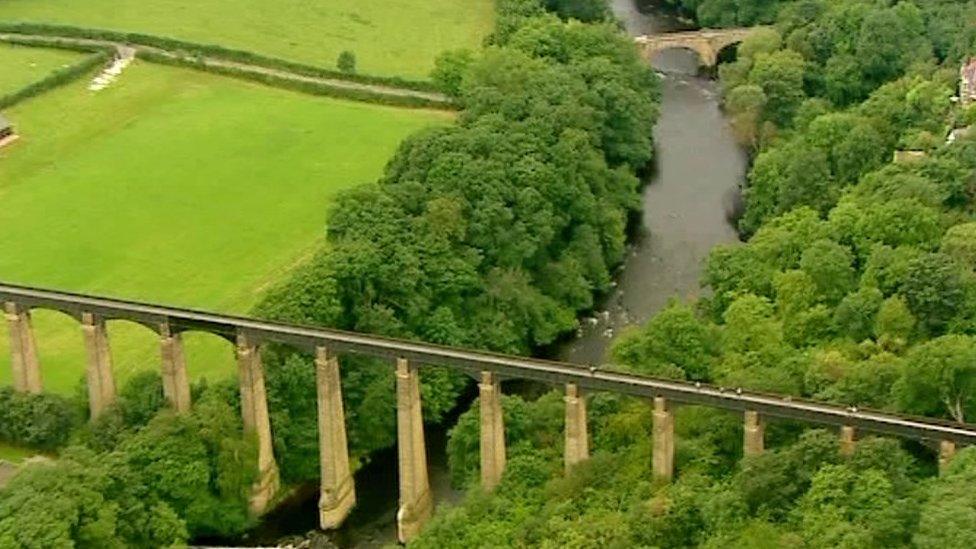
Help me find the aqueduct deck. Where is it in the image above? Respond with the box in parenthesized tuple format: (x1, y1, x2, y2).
(2, 282, 973, 541)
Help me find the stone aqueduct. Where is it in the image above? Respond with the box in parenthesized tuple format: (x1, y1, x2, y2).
(4, 283, 976, 543)
(635, 27, 760, 68)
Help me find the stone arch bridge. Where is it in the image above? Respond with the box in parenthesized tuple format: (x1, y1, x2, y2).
(636, 27, 761, 68)
(3, 282, 973, 542)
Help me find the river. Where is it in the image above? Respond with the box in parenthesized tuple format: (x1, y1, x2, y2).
(561, 0, 746, 365)
(236, 1, 746, 546)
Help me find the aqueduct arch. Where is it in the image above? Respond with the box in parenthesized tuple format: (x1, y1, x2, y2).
(3, 282, 973, 540)
(636, 27, 760, 68)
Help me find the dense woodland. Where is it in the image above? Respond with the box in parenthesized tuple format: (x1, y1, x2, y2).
(3, 0, 976, 546)
(407, 1, 976, 547)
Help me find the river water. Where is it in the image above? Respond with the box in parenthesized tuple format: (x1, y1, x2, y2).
(235, 2, 746, 546)
(561, 0, 745, 365)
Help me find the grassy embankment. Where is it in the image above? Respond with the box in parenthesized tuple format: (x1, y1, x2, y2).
(0, 61, 453, 394)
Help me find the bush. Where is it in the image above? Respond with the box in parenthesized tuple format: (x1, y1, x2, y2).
(337, 50, 356, 74)
(0, 387, 81, 451)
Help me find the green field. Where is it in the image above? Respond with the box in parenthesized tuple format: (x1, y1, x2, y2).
(0, 61, 451, 395)
(0, 0, 495, 79)
(0, 43, 79, 94)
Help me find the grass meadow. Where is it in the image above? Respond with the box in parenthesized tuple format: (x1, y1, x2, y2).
(0, 61, 452, 395)
(0, 43, 80, 94)
(0, 0, 495, 79)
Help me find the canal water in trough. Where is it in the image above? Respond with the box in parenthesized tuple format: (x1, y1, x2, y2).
(230, 1, 747, 546)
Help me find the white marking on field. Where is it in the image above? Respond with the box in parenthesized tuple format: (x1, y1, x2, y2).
(89, 47, 136, 92)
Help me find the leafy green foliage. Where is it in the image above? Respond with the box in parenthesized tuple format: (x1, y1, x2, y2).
(611, 302, 717, 380)
(718, 1, 970, 232)
(336, 50, 356, 74)
(0, 382, 256, 546)
(0, 387, 81, 451)
(413, 1, 976, 547)
(915, 447, 976, 548)
(895, 335, 976, 422)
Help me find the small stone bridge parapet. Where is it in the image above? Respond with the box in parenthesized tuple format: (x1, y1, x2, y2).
(2, 282, 971, 540)
(636, 27, 762, 67)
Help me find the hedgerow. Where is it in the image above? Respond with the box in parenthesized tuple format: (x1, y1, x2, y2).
(0, 50, 109, 109)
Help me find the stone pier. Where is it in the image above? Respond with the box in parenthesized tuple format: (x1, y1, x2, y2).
(743, 410, 764, 457)
(236, 334, 279, 515)
(316, 346, 356, 529)
(81, 312, 116, 419)
(396, 358, 432, 543)
(840, 425, 856, 456)
(564, 383, 590, 472)
(479, 371, 506, 491)
(652, 397, 674, 482)
(939, 440, 956, 474)
(4, 302, 42, 394)
(159, 323, 191, 413)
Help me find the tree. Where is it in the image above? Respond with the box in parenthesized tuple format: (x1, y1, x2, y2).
(736, 430, 840, 520)
(806, 113, 886, 185)
(875, 296, 916, 342)
(740, 140, 832, 234)
(748, 49, 807, 128)
(611, 302, 718, 381)
(726, 84, 767, 148)
(795, 464, 913, 548)
(0, 387, 80, 451)
(832, 287, 883, 342)
(901, 252, 967, 334)
(855, 4, 929, 88)
(799, 239, 856, 304)
(895, 334, 976, 423)
(738, 27, 782, 61)
(337, 50, 356, 74)
(915, 447, 976, 548)
(0, 447, 188, 548)
(431, 49, 475, 97)
(824, 54, 869, 106)
(940, 222, 976, 270)
(805, 350, 902, 409)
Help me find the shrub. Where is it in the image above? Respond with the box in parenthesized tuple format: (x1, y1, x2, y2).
(0, 387, 81, 451)
(337, 50, 356, 74)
